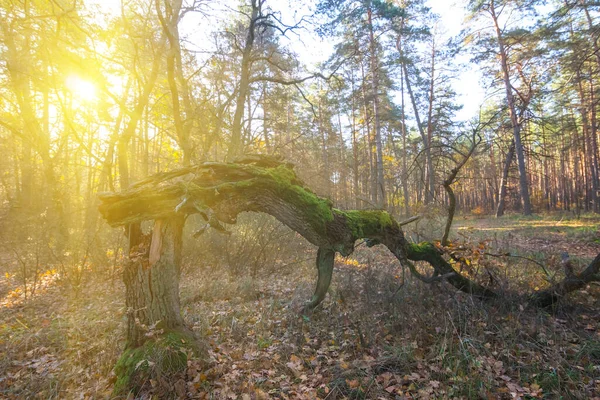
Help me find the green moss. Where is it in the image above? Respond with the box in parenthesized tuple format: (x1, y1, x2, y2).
(100, 161, 337, 235)
(113, 330, 197, 396)
(341, 210, 395, 239)
(405, 242, 437, 259)
(263, 164, 298, 186)
(256, 164, 334, 233)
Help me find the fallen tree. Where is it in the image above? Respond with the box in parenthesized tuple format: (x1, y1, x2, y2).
(98, 154, 599, 395)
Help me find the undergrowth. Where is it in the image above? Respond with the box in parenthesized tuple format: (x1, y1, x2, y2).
(0, 214, 598, 398)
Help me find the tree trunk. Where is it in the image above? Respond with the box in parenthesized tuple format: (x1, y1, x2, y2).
(496, 140, 515, 217)
(319, 96, 331, 197)
(2, 16, 68, 246)
(582, 1, 600, 212)
(117, 41, 162, 189)
(490, 4, 532, 215)
(400, 62, 411, 216)
(360, 60, 377, 205)
(114, 216, 200, 396)
(367, 6, 385, 208)
(156, 0, 192, 165)
(396, 24, 433, 205)
(228, 0, 259, 159)
(305, 247, 335, 310)
(425, 37, 437, 203)
(530, 252, 600, 307)
(350, 72, 361, 208)
(123, 217, 186, 347)
(99, 155, 600, 323)
(338, 112, 348, 209)
(587, 75, 599, 212)
(401, 60, 434, 204)
(262, 82, 271, 152)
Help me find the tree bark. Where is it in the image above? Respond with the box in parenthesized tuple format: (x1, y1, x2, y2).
(99, 155, 599, 320)
(123, 216, 187, 347)
(117, 40, 163, 189)
(401, 59, 434, 205)
(367, 6, 385, 208)
(530, 252, 600, 307)
(350, 74, 361, 208)
(496, 140, 515, 217)
(2, 12, 67, 245)
(114, 218, 201, 396)
(228, 0, 260, 159)
(360, 60, 377, 205)
(425, 36, 437, 203)
(400, 62, 411, 216)
(490, 2, 533, 215)
(305, 247, 335, 310)
(156, 0, 193, 165)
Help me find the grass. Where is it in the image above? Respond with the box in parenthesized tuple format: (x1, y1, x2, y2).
(453, 212, 600, 259)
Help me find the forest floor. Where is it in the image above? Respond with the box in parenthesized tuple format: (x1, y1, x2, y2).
(0, 213, 599, 399)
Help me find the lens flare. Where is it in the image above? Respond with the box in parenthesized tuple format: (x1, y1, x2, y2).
(66, 75, 97, 102)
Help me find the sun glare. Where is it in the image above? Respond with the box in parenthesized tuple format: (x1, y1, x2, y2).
(66, 75, 97, 103)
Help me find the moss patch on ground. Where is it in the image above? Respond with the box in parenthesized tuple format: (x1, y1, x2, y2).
(113, 330, 199, 396)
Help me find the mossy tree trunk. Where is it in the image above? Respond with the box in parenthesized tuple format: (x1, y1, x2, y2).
(123, 216, 187, 347)
(115, 216, 200, 396)
(97, 155, 600, 364)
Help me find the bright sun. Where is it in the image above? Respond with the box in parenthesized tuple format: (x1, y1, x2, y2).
(65, 75, 97, 102)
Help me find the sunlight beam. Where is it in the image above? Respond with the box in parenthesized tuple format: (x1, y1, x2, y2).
(65, 75, 97, 103)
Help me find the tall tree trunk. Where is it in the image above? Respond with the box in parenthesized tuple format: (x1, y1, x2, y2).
(399, 47, 433, 204)
(19, 143, 33, 208)
(582, 0, 600, 212)
(367, 6, 385, 208)
(156, 0, 192, 165)
(338, 112, 348, 209)
(490, 3, 533, 215)
(2, 15, 67, 244)
(360, 60, 377, 205)
(496, 140, 515, 217)
(350, 72, 361, 208)
(588, 75, 600, 212)
(319, 98, 330, 197)
(400, 62, 411, 216)
(262, 82, 271, 152)
(425, 37, 437, 203)
(228, 0, 260, 159)
(117, 43, 162, 189)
